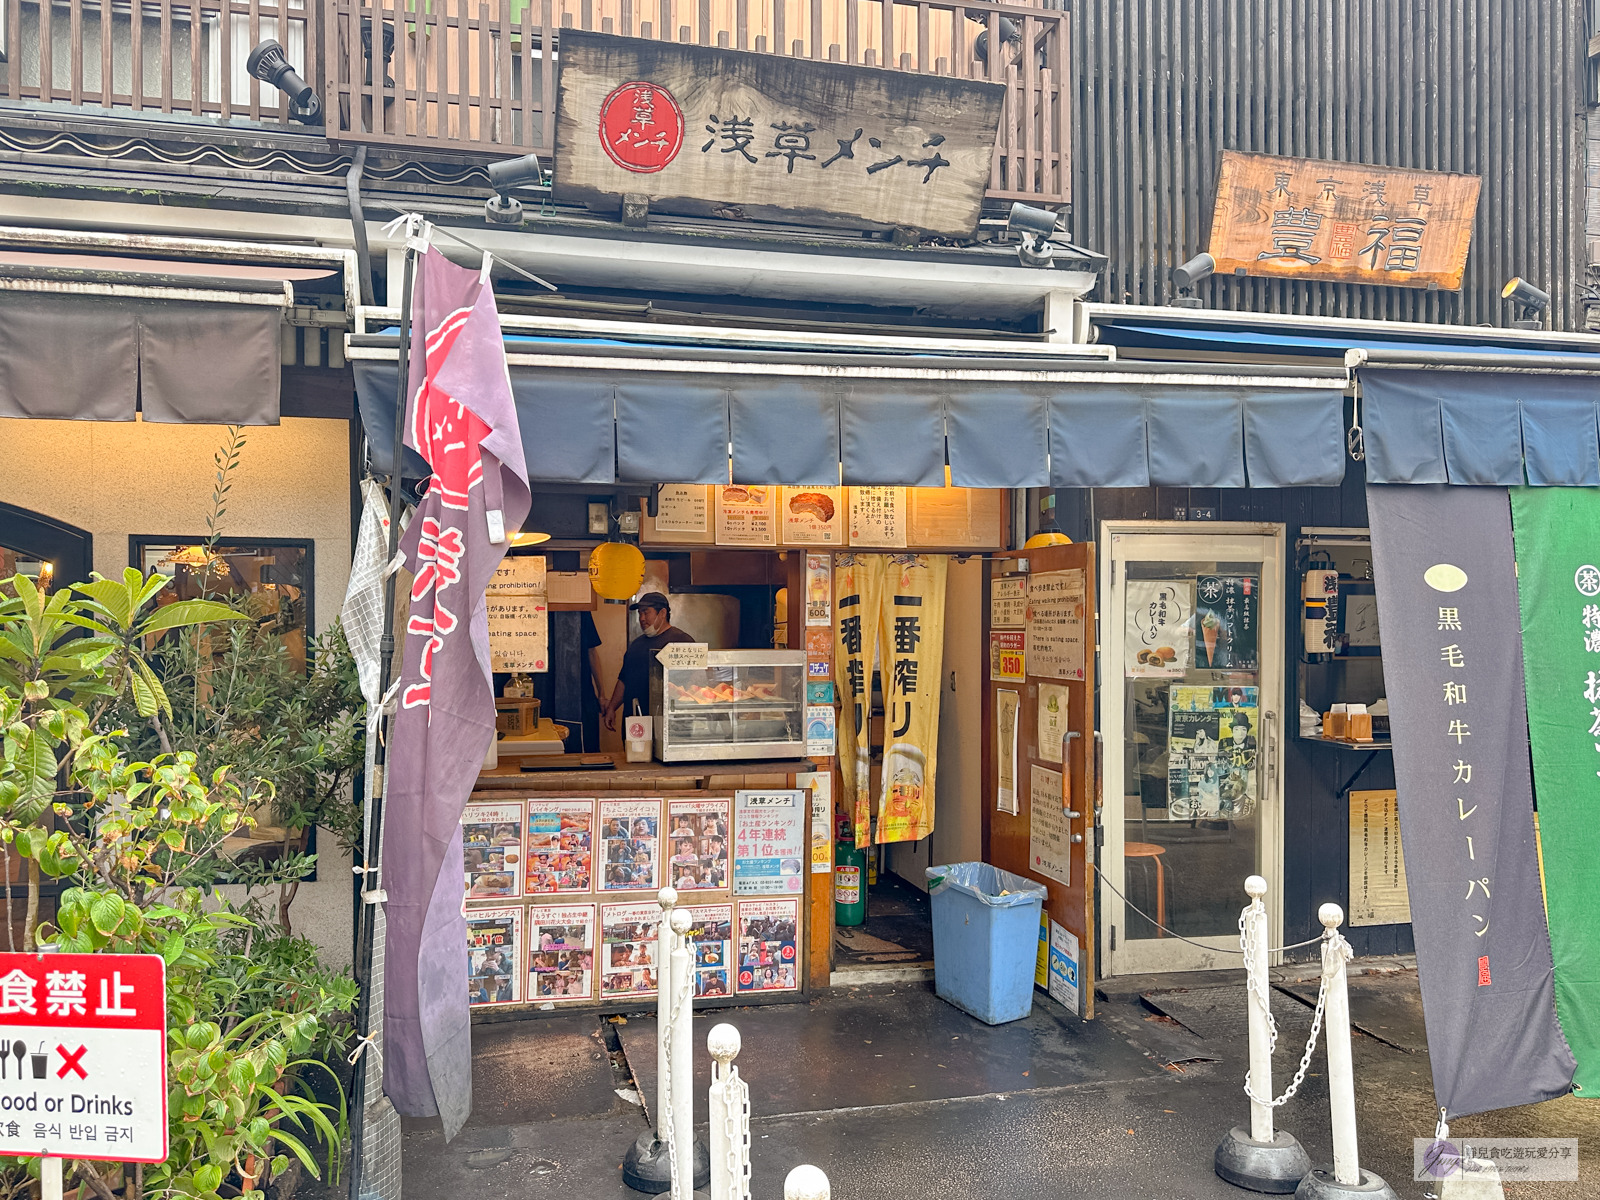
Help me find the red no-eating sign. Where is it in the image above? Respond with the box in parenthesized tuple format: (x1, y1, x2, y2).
(0, 953, 167, 1163)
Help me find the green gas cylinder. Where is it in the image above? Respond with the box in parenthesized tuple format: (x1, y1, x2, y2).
(834, 834, 867, 927)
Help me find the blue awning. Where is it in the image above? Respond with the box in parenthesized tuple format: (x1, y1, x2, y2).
(1100, 322, 1566, 358)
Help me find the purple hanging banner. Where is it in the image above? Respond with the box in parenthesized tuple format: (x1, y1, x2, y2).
(1366, 484, 1575, 1119)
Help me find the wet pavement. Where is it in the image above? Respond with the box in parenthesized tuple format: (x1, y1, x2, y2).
(400, 967, 1600, 1199)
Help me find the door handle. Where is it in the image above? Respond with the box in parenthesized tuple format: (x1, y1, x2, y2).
(1263, 709, 1278, 791)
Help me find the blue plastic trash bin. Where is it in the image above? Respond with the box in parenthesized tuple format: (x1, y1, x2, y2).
(925, 862, 1048, 1024)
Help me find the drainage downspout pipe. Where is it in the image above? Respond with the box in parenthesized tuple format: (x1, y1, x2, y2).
(347, 146, 376, 308)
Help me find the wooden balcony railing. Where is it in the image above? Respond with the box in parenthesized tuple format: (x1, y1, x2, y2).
(2, 0, 315, 123)
(324, 0, 1070, 204)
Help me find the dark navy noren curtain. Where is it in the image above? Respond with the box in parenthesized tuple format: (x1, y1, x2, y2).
(353, 363, 1346, 489)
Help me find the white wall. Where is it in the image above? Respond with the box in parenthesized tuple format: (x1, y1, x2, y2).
(0, 414, 356, 968)
(889, 556, 984, 889)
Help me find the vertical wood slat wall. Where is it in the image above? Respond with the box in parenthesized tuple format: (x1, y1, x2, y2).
(1073, 0, 1586, 330)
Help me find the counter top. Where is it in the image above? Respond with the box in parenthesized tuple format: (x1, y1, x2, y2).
(472, 754, 820, 796)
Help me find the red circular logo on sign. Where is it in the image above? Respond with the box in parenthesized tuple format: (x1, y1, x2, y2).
(781, 944, 795, 961)
(598, 81, 685, 174)
(738, 969, 754, 987)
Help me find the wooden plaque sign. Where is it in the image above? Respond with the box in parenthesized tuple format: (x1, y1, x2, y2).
(555, 30, 1005, 238)
(1206, 150, 1481, 290)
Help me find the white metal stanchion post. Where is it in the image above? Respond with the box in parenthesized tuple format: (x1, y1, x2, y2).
(41, 1156, 61, 1200)
(623, 887, 680, 1193)
(1213, 875, 1309, 1193)
(708, 1024, 752, 1200)
(1294, 903, 1399, 1200)
(669, 909, 695, 1200)
(784, 1165, 831, 1200)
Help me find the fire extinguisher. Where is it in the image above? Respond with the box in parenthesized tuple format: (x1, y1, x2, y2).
(1302, 551, 1339, 657)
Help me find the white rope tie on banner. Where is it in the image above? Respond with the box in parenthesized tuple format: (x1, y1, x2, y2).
(347, 1030, 383, 1066)
(1240, 901, 1349, 1109)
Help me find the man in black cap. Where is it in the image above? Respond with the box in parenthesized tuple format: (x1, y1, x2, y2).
(602, 591, 695, 731)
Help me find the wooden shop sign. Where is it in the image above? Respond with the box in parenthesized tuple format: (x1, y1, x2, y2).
(554, 30, 1005, 237)
(1206, 150, 1481, 291)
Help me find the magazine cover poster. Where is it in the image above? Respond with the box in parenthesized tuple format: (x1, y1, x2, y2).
(463, 801, 524, 900)
(599, 799, 663, 891)
(685, 904, 734, 998)
(1194, 575, 1260, 669)
(526, 798, 595, 894)
(527, 904, 596, 1002)
(735, 898, 800, 994)
(601, 902, 663, 998)
(467, 907, 521, 1007)
(1167, 685, 1260, 820)
(666, 798, 731, 891)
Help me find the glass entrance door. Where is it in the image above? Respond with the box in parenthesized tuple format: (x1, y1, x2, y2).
(1100, 524, 1286, 974)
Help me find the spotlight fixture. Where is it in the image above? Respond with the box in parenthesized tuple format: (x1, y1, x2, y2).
(1170, 252, 1215, 308)
(485, 152, 545, 225)
(1502, 276, 1551, 330)
(1023, 494, 1072, 549)
(1007, 201, 1059, 269)
(246, 39, 321, 124)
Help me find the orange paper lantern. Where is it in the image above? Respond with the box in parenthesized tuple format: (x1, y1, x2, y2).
(588, 540, 646, 601)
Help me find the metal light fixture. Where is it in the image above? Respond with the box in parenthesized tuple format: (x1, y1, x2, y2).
(509, 529, 551, 547)
(1502, 276, 1550, 330)
(1007, 201, 1059, 269)
(1023, 494, 1072, 549)
(485, 152, 545, 225)
(246, 39, 321, 124)
(1171, 252, 1215, 308)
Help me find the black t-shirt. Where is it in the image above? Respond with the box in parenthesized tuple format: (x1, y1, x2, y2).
(619, 625, 696, 718)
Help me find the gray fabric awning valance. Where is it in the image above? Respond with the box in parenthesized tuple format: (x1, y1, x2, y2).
(1360, 368, 1600, 486)
(0, 294, 282, 425)
(352, 360, 1350, 489)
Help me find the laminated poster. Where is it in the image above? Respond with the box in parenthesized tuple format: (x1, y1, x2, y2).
(1125, 580, 1194, 678)
(1026, 569, 1087, 681)
(805, 627, 833, 679)
(715, 484, 777, 546)
(848, 487, 907, 548)
(1194, 575, 1259, 670)
(467, 907, 521, 1007)
(654, 484, 709, 533)
(1028, 764, 1071, 886)
(463, 801, 524, 900)
(798, 770, 833, 874)
(1166, 685, 1259, 820)
(736, 898, 801, 993)
(806, 682, 834, 704)
(1048, 921, 1081, 1014)
(1348, 789, 1410, 926)
(806, 704, 837, 755)
(733, 790, 806, 895)
(686, 904, 735, 999)
(1037, 683, 1071, 765)
(785, 490, 845, 547)
(600, 903, 662, 999)
(528, 904, 596, 1002)
(525, 799, 594, 894)
(804, 553, 833, 624)
(487, 555, 547, 595)
(487, 594, 549, 672)
(665, 798, 731, 892)
(599, 798, 662, 891)
(991, 575, 1028, 629)
(996, 690, 1020, 814)
(990, 630, 1025, 683)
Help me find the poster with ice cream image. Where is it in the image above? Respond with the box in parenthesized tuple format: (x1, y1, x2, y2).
(1194, 575, 1259, 669)
(1125, 581, 1194, 678)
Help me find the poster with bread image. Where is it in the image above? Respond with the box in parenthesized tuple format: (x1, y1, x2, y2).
(1125, 580, 1194, 678)
(781, 486, 844, 545)
(714, 484, 778, 545)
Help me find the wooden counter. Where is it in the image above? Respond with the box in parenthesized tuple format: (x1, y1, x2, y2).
(473, 754, 818, 797)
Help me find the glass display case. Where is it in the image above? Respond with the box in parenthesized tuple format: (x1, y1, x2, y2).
(652, 650, 807, 762)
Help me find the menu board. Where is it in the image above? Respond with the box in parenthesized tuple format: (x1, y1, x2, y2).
(804, 554, 832, 625)
(599, 799, 661, 891)
(1028, 764, 1071, 885)
(600, 902, 662, 998)
(991, 575, 1027, 628)
(782, 488, 845, 545)
(487, 594, 549, 672)
(685, 904, 734, 998)
(654, 484, 709, 533)
(467, 907, 521, 1007)
(665, 798, 730, 891)
(1026, 569, 1086, 681)
(733, 790, 806, 895)
(798, 770, 833, 874)
(528, 904, 596, 1002)
(847, 487, 907, 548)
(736, 898, 801, 993)
(487, 555, 546, 595)
(463, 802, 523, 900)
(525, 799, 594, 894)
(1126, 580, 1195, 678)
(714, 484, 777, 546)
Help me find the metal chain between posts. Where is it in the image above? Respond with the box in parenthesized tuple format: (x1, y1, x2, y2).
(1240, 897, 1337, 1109)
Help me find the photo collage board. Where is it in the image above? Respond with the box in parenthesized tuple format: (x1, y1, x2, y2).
(463, 793, 805, 1010)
